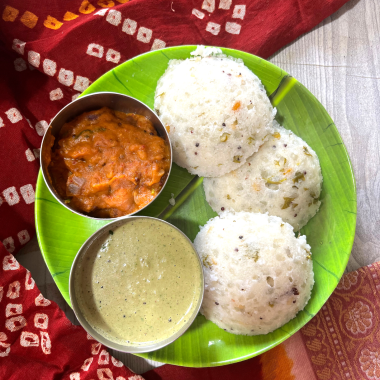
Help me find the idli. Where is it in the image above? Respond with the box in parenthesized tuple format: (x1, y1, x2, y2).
(154, 46, 276, 177)
(203, 125, 323, 230)
(194, 211, 314, 335)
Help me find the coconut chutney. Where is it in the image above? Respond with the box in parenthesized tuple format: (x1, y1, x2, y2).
(74, 218, 203, 346)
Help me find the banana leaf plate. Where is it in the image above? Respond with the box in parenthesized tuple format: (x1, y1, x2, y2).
(35, 46, 356, 367)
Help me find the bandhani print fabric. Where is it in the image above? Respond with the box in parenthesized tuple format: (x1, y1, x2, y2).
(0, 0, 371, 379)
(299, 264, 380, 380)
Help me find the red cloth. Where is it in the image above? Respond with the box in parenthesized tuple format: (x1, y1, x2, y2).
(0, 0, 354, 379)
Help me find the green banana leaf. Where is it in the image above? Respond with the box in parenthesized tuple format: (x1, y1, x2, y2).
(35, 46, 356, 367)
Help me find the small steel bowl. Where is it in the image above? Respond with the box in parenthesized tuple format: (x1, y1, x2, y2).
(40, 92, 172, 220)
(69, 216, 204, 353)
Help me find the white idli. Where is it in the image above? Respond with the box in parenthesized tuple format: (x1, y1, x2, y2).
(194, 211, 314, 335)
(154, 46, 276, 177)
(203, 125, 323, 230)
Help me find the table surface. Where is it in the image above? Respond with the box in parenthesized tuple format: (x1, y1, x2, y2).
(17, 0, 380, 374)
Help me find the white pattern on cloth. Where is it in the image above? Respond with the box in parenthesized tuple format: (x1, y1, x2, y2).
(0, 342, 10, 357)
(49, 89, 64, 102)
(20, 331, 39, 347)
(106, 10, 122, 26)
(35, 293, 52, 306)
(111, 356, 124, 367)
(98, 349, 109, 365)
(28, 51, 40, 68)
(3, 187, 20, 206)
(95, 8, 108, 16)
(35, 121, 49, 136)
(18, 229, 31, 244)
(3, 238, 15, 253)
(232, 5, 246, 19)
(97, 368, 114, 380)
(151, 39, 166, 51)
(34, 313, 49, 329)
(5, 303, 22, 317)
(14, 58, 27, 72)
(206, 22, 221, 35)
(3, 254, 19, 270)
(12, 39, 26, 55)
(192, 9, 205, 19)
(40, 331, 52, 354)
(25, 270, 35, 290)
(5, 316, 27, 331)
(91, 342, 102, 355)
(87, 43, 104, 58)
(25, 148, 36, 162)
(202, 0, 215, 13)
(6, 281, 20, 299)
(122, 19, 137, 35)
(58, 68, 74, 87)
(225, 21, 241, 34)
(106, 49, 121, 64)
(5, 108, 23, 123)
(20, 185, 35, 204)
(219, 0, 232, 9)
(82, 357, 93, 371)
(74, 76, 90, 92)
(136, 27, 152, 43)
(43, 59, 57, 76)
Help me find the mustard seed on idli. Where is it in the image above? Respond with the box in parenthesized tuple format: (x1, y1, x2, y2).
(194, 211, 314, 336)
(203, 125, 323, 230)
(154, 46, 276, 177)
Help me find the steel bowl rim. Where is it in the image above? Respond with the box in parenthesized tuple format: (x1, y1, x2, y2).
(40, 91, 173, 221)
(69, 215, 204, 353)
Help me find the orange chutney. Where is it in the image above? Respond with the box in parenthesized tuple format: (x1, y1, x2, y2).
(48, 107, 170, 218)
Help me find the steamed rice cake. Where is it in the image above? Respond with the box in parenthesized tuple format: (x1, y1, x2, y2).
(203, 125, 323, 230)
(194, 211, 314, 335)
(154, 46, 276, 177)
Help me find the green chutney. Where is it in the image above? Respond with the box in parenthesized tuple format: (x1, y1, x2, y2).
(74, 218, 203, 346)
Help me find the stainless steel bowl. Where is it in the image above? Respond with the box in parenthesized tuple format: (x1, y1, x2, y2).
(40, 92, 172, 220)
(69, 216, 204, 353)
